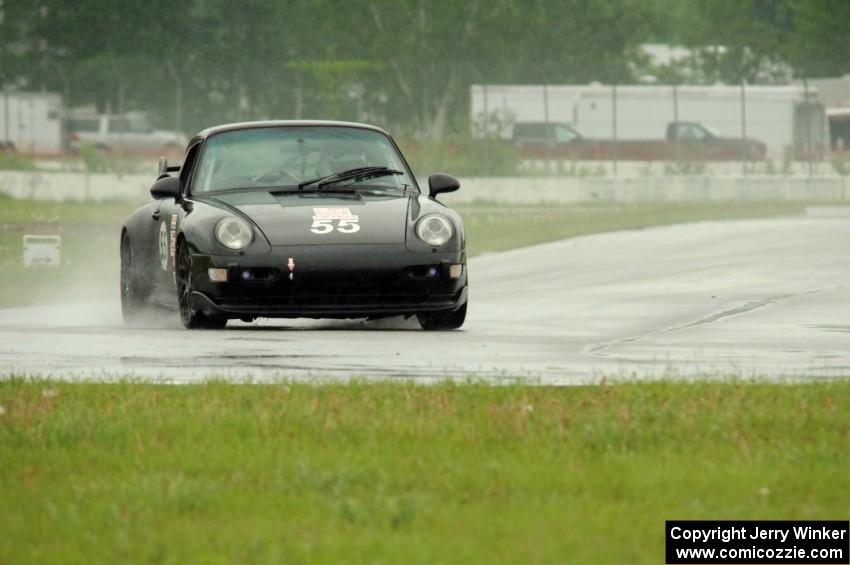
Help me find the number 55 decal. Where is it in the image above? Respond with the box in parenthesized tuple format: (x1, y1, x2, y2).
(337, 219, 360, 233)
(310, 219, 334, 234)
(310, 217, 360, 234)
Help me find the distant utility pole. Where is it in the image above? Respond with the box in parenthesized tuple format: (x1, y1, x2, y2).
(740, 79, 747, 176)
(469, 64, 490, 177)
(167, 63, 183, 133)
(543, 84, 552, 175)
(672, 83, 680, 165)
(481, 83, 490, 177)
(3, 84, 9, 145)
(802, 77, 813, 179)
(612, 84, 618, 177)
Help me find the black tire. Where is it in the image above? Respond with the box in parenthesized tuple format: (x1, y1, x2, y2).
(417, 301, 467, 331)
(120, 233, 152, 326)
(176, 240, 227, 330)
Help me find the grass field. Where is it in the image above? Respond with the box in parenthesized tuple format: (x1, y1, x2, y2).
(1, 379, 848, 563)
(0, 196, 137, 226)
(1, 198, 845, 562)
(0, 196, 137, 307)
(457, 200, 806, 255)
(0, 197, 810, 307)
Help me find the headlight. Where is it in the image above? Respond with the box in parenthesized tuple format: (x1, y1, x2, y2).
(416, 214, 453, 247)
(215, 217, 253, 250)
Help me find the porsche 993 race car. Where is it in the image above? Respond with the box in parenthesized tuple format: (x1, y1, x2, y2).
(120, 121, 468, 330)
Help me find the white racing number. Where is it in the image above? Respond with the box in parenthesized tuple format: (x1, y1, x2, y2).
(310, 207, 360, 234)
(158, 222, 169, 270)
(158, 215, 179, 273)
(310, 219, 334, 234)
(336, 219, 360, 233)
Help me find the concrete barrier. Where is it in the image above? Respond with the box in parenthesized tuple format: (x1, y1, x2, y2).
(0, 170, 152, 202)
(441, 176, 849, 204)
(1, 169, 847, 204)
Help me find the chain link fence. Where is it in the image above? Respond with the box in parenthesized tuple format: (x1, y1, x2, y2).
(471, 82, 848, 179)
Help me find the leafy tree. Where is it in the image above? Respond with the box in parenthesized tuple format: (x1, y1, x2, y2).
(787, 0, 850, 78)
(0, 0, 845, 140)
(655, 0, 794, 83)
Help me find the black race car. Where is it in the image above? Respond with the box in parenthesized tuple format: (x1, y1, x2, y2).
(120, 120, 467, 330)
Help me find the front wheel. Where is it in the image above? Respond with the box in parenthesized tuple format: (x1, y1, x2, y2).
(417, 302, 467, 331)
(176, 240, 227, 330)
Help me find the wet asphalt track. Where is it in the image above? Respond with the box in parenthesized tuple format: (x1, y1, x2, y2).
(1, 216, 849, 384)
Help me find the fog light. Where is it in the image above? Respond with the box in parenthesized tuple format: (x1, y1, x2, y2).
(448, 264, 463, 279)
(208, 268, 228, 282)
(241, 270, 252, 280)
(427, 266, 439, 277)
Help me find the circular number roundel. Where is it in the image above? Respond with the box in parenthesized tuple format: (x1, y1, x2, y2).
(159, 222, 169, 270)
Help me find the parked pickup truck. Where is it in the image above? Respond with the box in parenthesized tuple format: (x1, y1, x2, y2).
(512, 121, 766, 161)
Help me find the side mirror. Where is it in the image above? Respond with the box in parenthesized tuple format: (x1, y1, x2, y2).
(150, 175, 180, 199)
(158, 156, 182, 177)
(428, 173, 460, 198)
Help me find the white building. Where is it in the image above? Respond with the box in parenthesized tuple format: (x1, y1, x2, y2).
(0, 90, 64, 155)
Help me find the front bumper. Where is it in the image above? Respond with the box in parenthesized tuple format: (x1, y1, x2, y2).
(188, 244, 467, 319)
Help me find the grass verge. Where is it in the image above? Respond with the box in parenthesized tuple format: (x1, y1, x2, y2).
(0, 195, 139, 226)
(1, 379, 848, 563)
(458, 200, 807, 255)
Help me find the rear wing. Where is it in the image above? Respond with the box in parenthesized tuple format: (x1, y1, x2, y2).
(157, 156, 182, 179)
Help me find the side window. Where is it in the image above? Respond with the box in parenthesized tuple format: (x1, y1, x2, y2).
(180, 142, 203, 194)
(108, 118, 130, 133)
(514, 124, 544, 140)
(68, 118, 99, 132)
(679, 124, 702, 142)
(554, 125, 576, 143)
(692, 124, 710, 141)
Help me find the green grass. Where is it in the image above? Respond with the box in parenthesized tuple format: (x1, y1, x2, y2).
(458, 200, 807, 256)
(0, 198, 138, 307)
(0, 198, 811, 307)
(0, 230, 119, 307)
(0, 199, 843, 561)
(0, 195, 139, 226)
(0, 379, 848, 563)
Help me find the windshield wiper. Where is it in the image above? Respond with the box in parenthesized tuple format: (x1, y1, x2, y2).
(297, 166, 403, 190)
(268, 185, 357, 195)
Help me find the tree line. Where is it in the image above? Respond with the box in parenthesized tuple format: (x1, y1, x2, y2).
(0, 0, 846, 138)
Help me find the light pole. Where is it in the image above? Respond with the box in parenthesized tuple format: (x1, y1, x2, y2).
(469, 64, 490, 177)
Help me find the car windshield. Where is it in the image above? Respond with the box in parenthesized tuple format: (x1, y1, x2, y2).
(192, 126, 415, 193)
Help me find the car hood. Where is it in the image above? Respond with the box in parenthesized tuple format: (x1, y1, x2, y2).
(207, 190, 411, 245)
